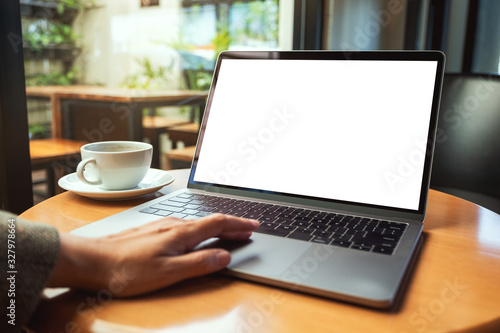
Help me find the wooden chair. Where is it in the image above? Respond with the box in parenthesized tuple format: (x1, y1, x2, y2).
(167, 123, 200, 148)
(30, 138, 87, 198)
(27, 99, 138, 200)
(165, 145, 197, 169)
(165, 123, 200, 169)
(430, 73, 500, 214)
(142, 116, 190, 168)
(160, 69, 209, 169)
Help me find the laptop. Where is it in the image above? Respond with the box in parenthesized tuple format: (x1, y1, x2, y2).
(72, 50, 445, 309)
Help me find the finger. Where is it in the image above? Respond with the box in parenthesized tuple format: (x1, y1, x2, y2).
(218, 231, 254, 241)
(161, 249, 231, 285)
(177, 214, 259, 249)
(107, 217, 183, 239)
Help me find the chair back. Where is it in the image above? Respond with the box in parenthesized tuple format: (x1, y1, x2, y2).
(61, 99, 142, 142)
(431, 73, 500, 213)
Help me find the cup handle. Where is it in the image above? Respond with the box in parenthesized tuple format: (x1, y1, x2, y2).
(76, 158, 102, 185)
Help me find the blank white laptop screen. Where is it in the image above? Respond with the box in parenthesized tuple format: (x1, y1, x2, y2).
(193, 59, 438, 211)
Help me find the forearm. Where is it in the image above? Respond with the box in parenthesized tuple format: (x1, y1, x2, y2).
(0, 211, 60, 329)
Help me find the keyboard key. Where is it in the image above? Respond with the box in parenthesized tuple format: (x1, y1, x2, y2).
(242, 212, 261, 219)
(351, 224, 365, 230)
(317, 230, 334, 238)
(385, 228, 405, 236)
(295, 216, 312, 223)
(295, 211, 310, 218)
(190, 200, 205, 205)
(293, 227, 314, 235)
(332, 221, 348, 227)
(213, 207, 232, 214)
(275, 206, 292, 212)
(231, 205, 248, 211)
(381, 236, 400, 243)
(153, 210, 172, 217)
(341, 229, 360, 237)
(256, 226, 290, 237)
(261, 210, 280, 218)
(371, 227, 385, 234)
(160, 200, 186, 208)
(195, 211, 211, 217)
(276, 225, 296, 233)
(288, 232, 313, 241)
(388, 223, 407, 231)
(332, 215, 346, 222)
(373, 246, 394, 255)
(293, 221, 311, 228)
(331, 240, 352, 248)
(335, 234, 352, 242)
(228, 211, 246, 217)
(275, 217, 294, 225)
(310, 212, 327, 219)
(377, 220, 392, 228)
(184, 204, 201, 210)
(335, 227, 350, 235)
(310, 223, 329, 231)
(140, 208, 158, 214)
(312, 236, 331, 244)
(351, 244, 372, 251)
(261, 215, 278, 223)
(278, 212, 295, 219)
(152, 205, 184, 213)
(182, 209, 200, 215)
(169, 197, 191, 203)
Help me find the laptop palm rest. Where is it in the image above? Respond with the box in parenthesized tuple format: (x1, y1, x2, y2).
(200, 232, 408, 308)
(197, 233, 310, 276)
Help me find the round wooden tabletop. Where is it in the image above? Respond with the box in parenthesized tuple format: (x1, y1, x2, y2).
(21, 169, 500, 333)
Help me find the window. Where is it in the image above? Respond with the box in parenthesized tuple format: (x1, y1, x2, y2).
(323, 0, 407, 51)
(470, 0, 500, 73)
(75, 0, 284, 89)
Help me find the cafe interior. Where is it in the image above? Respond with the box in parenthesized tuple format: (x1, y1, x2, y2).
(1, 0, 500, 332)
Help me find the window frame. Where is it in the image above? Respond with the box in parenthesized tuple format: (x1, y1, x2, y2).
(0, 0, 34, 213)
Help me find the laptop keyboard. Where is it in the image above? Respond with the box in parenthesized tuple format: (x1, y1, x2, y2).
(139, 192, 408, 255)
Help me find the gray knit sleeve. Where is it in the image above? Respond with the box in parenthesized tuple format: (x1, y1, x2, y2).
(1, 210, 60, 332)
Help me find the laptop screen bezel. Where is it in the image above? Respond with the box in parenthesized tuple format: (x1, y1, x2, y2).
(186, 50, 445, 222)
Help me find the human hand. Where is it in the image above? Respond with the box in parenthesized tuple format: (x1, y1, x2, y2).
(48, 214, 260, 297)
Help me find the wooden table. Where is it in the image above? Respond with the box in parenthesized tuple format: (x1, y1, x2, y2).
(26, 86, 207, 168)
(20, 169, 500, 332)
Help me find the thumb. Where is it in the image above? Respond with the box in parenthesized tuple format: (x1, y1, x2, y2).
(167, 249, 231, 283)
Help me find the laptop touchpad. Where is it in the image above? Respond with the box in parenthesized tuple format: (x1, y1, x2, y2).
(226, 234, 310, 277)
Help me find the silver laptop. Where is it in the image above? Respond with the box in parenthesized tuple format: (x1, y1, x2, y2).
(73, 50, 445, 309)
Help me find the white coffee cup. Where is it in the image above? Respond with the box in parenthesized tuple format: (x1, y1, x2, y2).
(76, 141, 153, 190)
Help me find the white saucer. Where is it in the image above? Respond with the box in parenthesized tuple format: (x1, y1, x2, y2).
(58, 168, 175, 200)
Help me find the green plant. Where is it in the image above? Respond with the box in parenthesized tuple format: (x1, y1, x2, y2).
(33, 0, 94, 14)
(236, 0, 279, 43)
(121, 58, 174, 89)
(212, 26, 231, 60)
(184, 69, 212, 91)
(29, 123, 48, 139)
(23, 22, 79, 51)
(25, 67, 80, 86)
(55, 0, 95, 14)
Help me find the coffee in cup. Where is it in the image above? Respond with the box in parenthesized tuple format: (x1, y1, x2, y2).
(76, 141, 153, 190)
